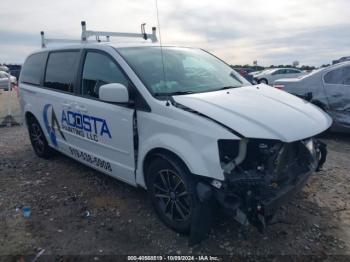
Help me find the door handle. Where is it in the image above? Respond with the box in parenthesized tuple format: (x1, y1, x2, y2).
(61, 102, 72, 109)
(75, 105, 88, 112)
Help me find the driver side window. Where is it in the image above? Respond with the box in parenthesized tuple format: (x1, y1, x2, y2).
(82, 51, 129, 99)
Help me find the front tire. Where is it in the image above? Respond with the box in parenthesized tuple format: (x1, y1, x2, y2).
(27, 117, 53, 159)
(146, 155, 196, 234)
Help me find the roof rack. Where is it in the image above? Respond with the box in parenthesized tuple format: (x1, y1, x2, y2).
(41, 21, 157, 48)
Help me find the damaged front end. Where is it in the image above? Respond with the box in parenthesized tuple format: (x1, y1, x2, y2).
(214, 137, 327, 231)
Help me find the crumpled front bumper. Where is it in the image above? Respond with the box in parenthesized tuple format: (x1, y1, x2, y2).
(189, 167, 314, 245)
(189, 139, 327, 245)
(212, 167, 314, 231)
(213, 139, 327, 231)
(262, 169, 312, 218)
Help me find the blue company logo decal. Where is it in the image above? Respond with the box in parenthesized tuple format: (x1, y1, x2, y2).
(43, 104, 66, 147)
(60, 109, 111, 142)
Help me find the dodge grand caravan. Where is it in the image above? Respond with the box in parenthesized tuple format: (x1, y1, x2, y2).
(20, 42, 331, 243)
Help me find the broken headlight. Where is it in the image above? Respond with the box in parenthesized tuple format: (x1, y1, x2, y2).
(218, 139, 240, 165)
(303, 138, 315, 155)
(218, 139, 282, 174)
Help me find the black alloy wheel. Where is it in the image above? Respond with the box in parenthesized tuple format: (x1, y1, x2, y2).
(28, 118, 52, 158)
(147, 156, 195, 233)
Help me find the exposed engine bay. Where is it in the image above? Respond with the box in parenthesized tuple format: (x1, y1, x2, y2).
(215, 138, 327, 231)
(190, 137, 327, 245)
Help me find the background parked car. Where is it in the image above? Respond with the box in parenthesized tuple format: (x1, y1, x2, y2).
(232, 68, 256, 84)
(0, 71, 17, 90)
(0, 65, 10, 73)
(332, 56, 350, 65)
(253, 68, 305, 85)
(5, 64, 22, 80)
(274, 62, 350, 132)
(248, 70, 262, 77)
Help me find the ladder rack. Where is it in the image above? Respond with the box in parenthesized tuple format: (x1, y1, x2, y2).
(41, 21, 157, 48)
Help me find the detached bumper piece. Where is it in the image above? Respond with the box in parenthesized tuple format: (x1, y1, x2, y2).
(215, 138, 327, 232)
(189, 182, 215, 246)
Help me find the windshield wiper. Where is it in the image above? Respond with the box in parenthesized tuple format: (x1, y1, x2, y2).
(154, 91, 195, 96)
(217, 86, 238, 91)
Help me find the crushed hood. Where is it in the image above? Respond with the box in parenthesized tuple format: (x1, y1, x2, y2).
(173, 84, 332, 142)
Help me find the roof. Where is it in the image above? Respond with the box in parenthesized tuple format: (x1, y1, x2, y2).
(25, 41, 157, 57)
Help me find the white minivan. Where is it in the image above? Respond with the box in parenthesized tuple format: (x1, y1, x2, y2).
(20, 41, 332, 242)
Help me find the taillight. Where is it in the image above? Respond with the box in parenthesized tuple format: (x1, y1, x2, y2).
(274, 84, 284, 90)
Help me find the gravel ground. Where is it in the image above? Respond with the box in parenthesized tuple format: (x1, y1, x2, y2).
(0, 90, 22, 125)
(0, 126, 349, 259)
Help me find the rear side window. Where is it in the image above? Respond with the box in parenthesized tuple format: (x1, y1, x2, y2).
(20, 52, 47, 85)
(81, 52, 129, 98)
(44, 51, 80, 92)
(324, 68, 343, 84)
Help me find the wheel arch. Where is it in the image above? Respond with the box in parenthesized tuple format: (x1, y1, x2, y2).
(136, 132, 225, 188)
(142, 147, 191, 187)
(259, 78, 268, 84)
(24, 111, 37, 126)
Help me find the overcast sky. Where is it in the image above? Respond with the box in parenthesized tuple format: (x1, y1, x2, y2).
(0, 0, 349, 66)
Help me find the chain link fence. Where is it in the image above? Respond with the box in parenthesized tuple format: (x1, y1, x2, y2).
(0, 77, 22, 127)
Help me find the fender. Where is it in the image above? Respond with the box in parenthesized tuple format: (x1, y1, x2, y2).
(23, 100, 54, 148)
(23, 102, 34, 128)
(23, 104, 54, 147)
(136, 133, 225, 188)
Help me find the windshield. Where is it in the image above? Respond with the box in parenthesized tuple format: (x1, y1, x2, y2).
(117, 47, 250, 96)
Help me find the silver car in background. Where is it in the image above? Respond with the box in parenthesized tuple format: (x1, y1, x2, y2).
(274, 62, 350, 132)
(0, 65, 10, 73)
(253, 68, 305, 85)
(0, 71, 17, 90)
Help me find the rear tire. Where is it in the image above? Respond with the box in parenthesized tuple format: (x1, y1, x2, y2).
(27, 117, 53, 159)
(146, 155, 196, 234)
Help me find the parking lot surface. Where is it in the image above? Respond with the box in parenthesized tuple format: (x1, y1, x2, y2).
(0, 126, 349, 258)
(0, 90, 22, 125)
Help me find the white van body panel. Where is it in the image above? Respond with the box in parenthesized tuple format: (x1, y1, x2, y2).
(135, 102, 239, 187)
(20, 82, 136, 184)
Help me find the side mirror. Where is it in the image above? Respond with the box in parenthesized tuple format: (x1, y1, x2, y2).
(99, 83, 129, 103)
